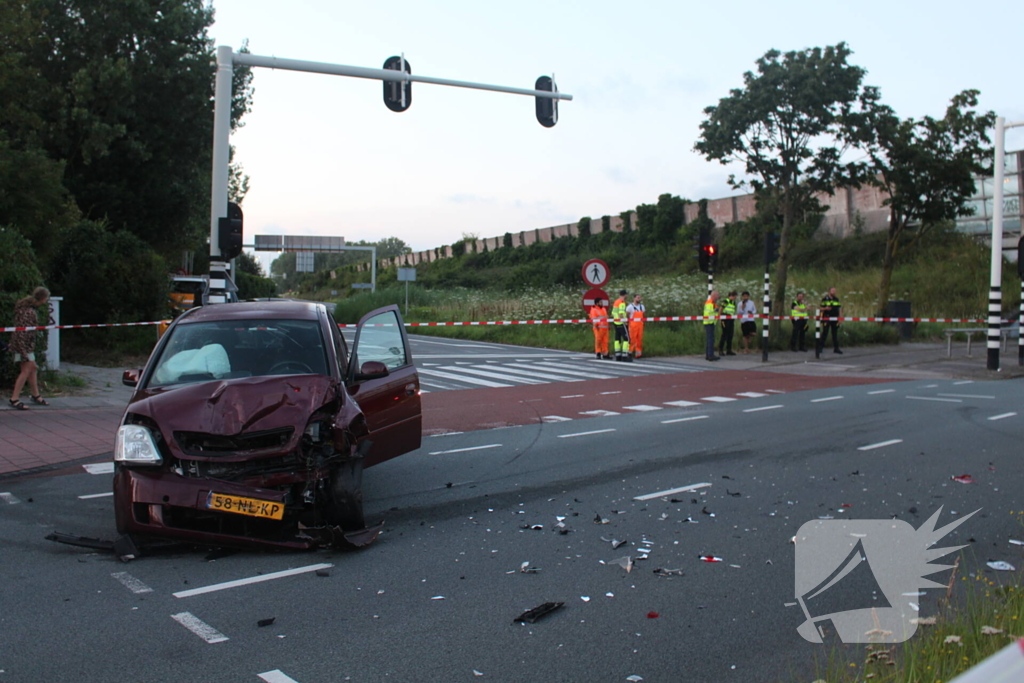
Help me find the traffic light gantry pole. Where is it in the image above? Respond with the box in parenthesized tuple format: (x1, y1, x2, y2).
(208, 46, 573, 303)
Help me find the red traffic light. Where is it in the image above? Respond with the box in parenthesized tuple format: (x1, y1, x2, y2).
(705, 245, 716, 255)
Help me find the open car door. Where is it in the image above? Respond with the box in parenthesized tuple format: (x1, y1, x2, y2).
(346, 305, 422, 467)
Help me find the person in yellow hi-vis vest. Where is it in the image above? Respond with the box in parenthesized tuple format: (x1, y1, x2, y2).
(718, 290, 738, 356)
(790, 291, 809, 352)
(626, 293, 646, 359)
(589, 299, 611, 360)
(703, 290, 720, 361)
(611, 289, 632, 362)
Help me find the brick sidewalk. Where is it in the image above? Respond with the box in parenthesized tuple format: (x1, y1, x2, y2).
(0, 403, 123, 475)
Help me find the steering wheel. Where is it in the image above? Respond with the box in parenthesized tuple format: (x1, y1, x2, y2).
(268, 360, 314, 375)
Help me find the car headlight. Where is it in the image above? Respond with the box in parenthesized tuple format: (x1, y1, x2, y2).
(115, 424, 163, 465)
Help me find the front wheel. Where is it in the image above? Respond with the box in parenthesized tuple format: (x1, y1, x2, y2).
(325, 457, 365, 531)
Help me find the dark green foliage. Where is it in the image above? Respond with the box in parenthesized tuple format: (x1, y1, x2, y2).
(0, 227, 47, 385)
(601, 215, 611, 233)
(48, 220, 168, 325)
(236, 271, 277, 299)
(235, 251, 264, 277)
(635, 194, 688, 245)
(577, 217, 591, 239)
(503, 232, 513, 249)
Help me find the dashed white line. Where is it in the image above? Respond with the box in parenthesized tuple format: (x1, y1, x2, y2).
(988, 412, 1017, 421)
(558, 428, 616, 439)
(560, 394, 585, 399)
(936, 393, 996, 400)
(579, 410, 620, 417)
(764, 390, 786, 394)
(112, 571, 153, 594)
(701, 396, 737, 403)
(953, 380, 974, 385)
(0, 492, 20, 505)
(736, 392, 768, 398)
(599, 391, 622, 395)
(661, 415, 709, 424)
(634, 482, 712, 501)
(622, 405, 662, 412)
(858, 439, 903, 451)
(811, 396, 844, 403)
(867, 389, 895, 395)
(906, 396, 962, 403)
(258, 672, 301, 683)
(743, 405, 784, 413)
(171, 612, 229, 644)
(429, 444, 503, 455)
(78, 492, 114, 499)
(173, 563, 334, 598)
(83, 462, 114, 475)
(663, 400, 701, 408)
(540, 415, 573, 423)
(428, 431, 464, 438)
(924, 384, 938, 388)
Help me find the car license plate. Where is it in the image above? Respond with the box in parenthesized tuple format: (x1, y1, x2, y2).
(205, 492, 284, 520)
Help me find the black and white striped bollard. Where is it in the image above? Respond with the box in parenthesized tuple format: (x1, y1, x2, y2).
(761, 270, 770, 362)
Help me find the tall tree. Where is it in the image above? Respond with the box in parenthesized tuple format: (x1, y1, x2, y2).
(849, 89, 994, 315)
(695, 43, 871, 332)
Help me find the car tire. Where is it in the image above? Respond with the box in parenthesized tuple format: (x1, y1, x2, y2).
(325, 457, 366, 532)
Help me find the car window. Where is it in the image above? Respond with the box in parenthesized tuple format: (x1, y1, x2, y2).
(149, 319, 329, 387)
(326, 310, 349, 370)
(354, 310, 407, 371)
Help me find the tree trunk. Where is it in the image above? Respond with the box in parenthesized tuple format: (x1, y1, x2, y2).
(875, 216, 899, 317)
(768, 198, 794, 341)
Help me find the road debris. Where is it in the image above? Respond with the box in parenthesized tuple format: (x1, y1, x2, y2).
(653, 568, 684, 577)
(699, 556, 723, 563)
(519, 562, 541, 574)
(594, 514, 610, 525)
(626, 676, 643, 682)
(514, 601, 564, 624)
(986, 561, 1016, 571)
(951, 474, 975, 484)
(473, 670, 483, 677)
(726, 490, 742, 497)
(431, 595, 446, 600)
(1009, 539, 1024, 546)
(316, 568, 331, 578)
(607, 556, 634, 573)
(257, 618, 275, 627)
(581, 596, 591, 602)
(701, 507, 715, 517)
(520, 524, 544, 530)
(601, 537, 628, 549)
(646, 611, 659, 619)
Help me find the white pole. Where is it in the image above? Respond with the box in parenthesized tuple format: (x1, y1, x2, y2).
(208, 45, 234, 304)
(371, 246, 377, 293)
(988, 117, 1006, 371)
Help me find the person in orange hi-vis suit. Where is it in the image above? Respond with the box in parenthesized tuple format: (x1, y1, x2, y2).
(626, 293, 646, 359)
(589, 299, 611, 360)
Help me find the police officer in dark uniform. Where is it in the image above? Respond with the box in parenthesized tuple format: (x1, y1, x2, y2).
(817, 287, 843, 354)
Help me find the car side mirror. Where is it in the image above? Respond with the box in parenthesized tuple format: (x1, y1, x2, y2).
(355, 360, 389, 381)
(122, 369, 141, 387)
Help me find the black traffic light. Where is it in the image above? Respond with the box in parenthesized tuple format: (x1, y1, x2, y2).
(218, 202, 243, 260)
(1018, 236, 1024, 279)
(535, 76, 558, 128)
(765, 231, 780, 266)
(697, 227, 717, 273)
(383, 55, 412, 113)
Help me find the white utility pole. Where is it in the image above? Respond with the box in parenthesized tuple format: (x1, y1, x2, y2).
(988, 116, 1024, 371)
(208, 48, 572, 304)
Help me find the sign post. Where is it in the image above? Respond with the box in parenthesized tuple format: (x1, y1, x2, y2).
(397, 267, 417, 316)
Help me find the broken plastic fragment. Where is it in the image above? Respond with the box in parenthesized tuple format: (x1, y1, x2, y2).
(473, 671, 483, 677)
(653, 567, 684, 577)
(316, 569, 331, 578)
(626, 676, 643, 682)
(986, 561, 1015, 571)
(519, 561, 541, 574)
(699, 556, 723, 563)
(257, 618, 275, 627)
(951, 474, 974, 484)
(601, 537, 627, 549)
(431, 595, 446, 600)
(513, 601, 564, 624)
(594, 514, 610, 525)
(646, 611, 659, 619)
(581, 596, 591, 602)
(1010, 539, 1024, 546)
(608, 556, 633, 573)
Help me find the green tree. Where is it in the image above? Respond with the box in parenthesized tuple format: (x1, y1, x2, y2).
(235, 251, 264, 277)
(850, 89, 994, 315)
(635, 194, 688, 244)
(695, 43, 871, 332)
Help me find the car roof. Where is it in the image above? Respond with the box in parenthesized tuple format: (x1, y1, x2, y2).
(178, 300, 324, 324)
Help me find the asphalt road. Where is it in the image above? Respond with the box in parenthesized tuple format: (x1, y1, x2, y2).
(1, 339, 1022, 682)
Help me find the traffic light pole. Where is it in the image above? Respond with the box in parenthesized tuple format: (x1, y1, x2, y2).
(707, 272, 714, 296)
(987, 116, 1024, 370)
(208, 46, 573, 303)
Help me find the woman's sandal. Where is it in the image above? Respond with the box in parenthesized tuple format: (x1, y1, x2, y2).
(30, 395, 49, 406)
(8, 399, 28, 411)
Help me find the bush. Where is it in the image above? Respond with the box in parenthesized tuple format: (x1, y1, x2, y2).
(0, 227, 47, 387)
(236, 271, 277, 299)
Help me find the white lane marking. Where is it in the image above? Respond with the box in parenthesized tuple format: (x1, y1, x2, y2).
(906, 396, 962, 403)
(661, 415, 709, 424)
(475, 364, 584, 383)
(936, 393, 996, 400)
(429, 431, 464, 437)
(663, 400, 701, 408)
(622, 405, 662, 412)
(429, 444, 503, 455)
(765, 390, 786, 394)
(868, 389, 895, 395)
(531, 362, 618, 380)
(558, 428, 616, 439)
(743, 405, 784, 413)
(0, 492, 20, 505)
(560, 395, 585, 399)
(924, 384, 938, 388)
(600, 391, 621, 395)
(634, 482, 712, 501)
(418, 368, 511, 388)
(173, 563, 334, 599)
(735, 392, 768, 398)
(953, 380, 974, 385)
(701, 396, 737, 403)
(811, 396, 844, 403)
(988, 412, 1017, 421)
(171, 612, 229, 644)
(78, 492, 114, 499)
(83, 462, 114, 475)
(259, 671, 301, 683)
(448, 366, 549, 385)
(112, 571, 153, 594)
(580, 410, 620, 417)
(541, 415, 573, 423)
(419, 379, 459, 391)
(411, 339, 502, 348)
(858, 439, 904, 451)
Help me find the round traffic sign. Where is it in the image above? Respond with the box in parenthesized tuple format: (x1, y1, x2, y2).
(582, 259, 610, 287)
(582, 288, 609, 314)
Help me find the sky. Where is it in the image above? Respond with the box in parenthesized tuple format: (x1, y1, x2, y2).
(207, 0, 1024, 270)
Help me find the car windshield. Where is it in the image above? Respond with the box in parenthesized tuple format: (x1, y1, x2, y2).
(149, 319, 329, 387)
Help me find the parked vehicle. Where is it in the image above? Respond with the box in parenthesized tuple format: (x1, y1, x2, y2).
(114, 300, 421, 549)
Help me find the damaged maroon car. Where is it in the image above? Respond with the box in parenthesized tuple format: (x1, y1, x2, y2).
(113, 301, 421, 550)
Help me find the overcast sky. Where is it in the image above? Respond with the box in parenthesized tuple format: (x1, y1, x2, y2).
(208, 0, 1024, 266)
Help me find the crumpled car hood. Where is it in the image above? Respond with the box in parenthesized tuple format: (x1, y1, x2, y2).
(129, 375, 337, 439)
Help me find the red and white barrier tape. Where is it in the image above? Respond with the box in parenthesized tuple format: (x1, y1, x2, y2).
(1, 315, 1015, 333)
